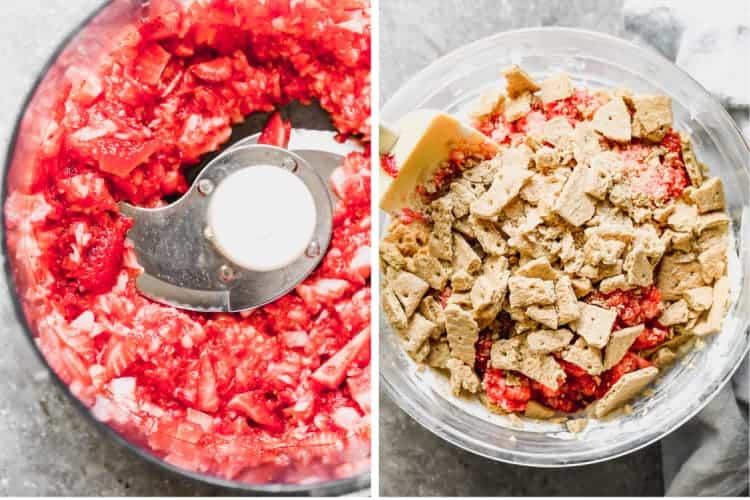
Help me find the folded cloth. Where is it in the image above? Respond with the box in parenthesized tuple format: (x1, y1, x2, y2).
(624, 0, 750, 108)
(624, 0, 749, 496)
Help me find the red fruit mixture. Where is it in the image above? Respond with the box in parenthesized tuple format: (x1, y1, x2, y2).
(478, 285, 666, 414)
(5, 0, 370, 485)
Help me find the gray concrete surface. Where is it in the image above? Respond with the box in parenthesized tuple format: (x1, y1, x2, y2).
(379, 0, 665, 496)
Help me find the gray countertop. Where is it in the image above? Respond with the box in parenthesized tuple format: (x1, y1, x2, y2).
(379, 0, 664, 496)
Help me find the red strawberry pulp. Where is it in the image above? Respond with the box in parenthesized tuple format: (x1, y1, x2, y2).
(4, 0, 370, 485)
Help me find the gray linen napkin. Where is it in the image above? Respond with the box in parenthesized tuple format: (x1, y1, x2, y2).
(624, 0, 750, 495)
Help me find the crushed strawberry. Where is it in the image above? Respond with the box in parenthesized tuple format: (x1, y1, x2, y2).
(380, 153, 398, 177)
(483, 369, 532, 412)
(5, 0, 370, 485)
(587, 285, 662, 328)
(597, 352, 653, 398)
(630, 325, 670, 351)
(258, 111, 291, 148)
(398, 207, 426, 225)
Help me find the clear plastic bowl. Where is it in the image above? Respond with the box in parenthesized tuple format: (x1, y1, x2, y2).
(3, 1, 369, 494)
(380, 27, 750, 467)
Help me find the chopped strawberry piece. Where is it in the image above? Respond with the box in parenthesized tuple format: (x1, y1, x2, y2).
(92, 137, 161, 178)
(133, 43, 171, 86)
(190, 57, 233, 82)
(347, 367, 370, 414)
(380, 153, 398, 177)
(196, 356, 219, 413)
(398, 208, 426, 225)
(227, 391, 283, 431)
(258, 111, 292, 149)
(438, 287, 452, 309)
(597, 352, 653, 398)
(103, 337, 138, 378)
(312, 327, 370, 389)
(484, 369, 532, 412)
(474, 335, 493, 378)
(630, 325, 669, 351)
(587, 285, 662, 328)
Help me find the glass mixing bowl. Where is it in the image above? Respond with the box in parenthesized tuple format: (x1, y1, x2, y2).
(3, 0, 369, 494)
(380, 27, 750, 467)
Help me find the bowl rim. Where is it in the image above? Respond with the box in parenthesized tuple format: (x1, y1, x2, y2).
(1, 0, 369, 494)
(380, 26, 750, 468)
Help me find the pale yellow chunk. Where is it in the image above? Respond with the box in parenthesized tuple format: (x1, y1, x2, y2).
(382, 287, 408, 330)
(516, 257, 558, 280)
(683, 286, 713, 312)
(471, 148, 533, 218)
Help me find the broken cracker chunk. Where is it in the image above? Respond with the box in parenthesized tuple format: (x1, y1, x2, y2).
(471, 148, 533, 218)
(446, 358, 481, 396)
(630, 95, 673, 142)
(690, 177, 725, 214)
(555, 276, 581, 325)
(594, 367, 659, 417)
(539, 73, 573, 104)
(503, 64, 540, 98)
(508, 276, 556, 308)
(527, 305, 558, 329)
(683, 286, 713, 312)
(681, 136, 704, 187)
(410, 253, 448, 290)
(561, 338, 603, 375)
(592, 97, 631, 143)
(403, 313, 438, 354)
(572, 302, 617, 348)
(526, 328, 574, 354)
(659, 299, 689, 326)
(691, 276, 730, 336)
(554, 165, 596, 227)
(603, 324, 644, 370)
(445, 304, 479, 366)
(392, 271, 430, 318)
(383, 287, 408, 330)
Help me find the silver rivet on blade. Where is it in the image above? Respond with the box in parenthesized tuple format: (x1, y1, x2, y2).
(219, 264, 235, 283)
(305, 240, 321, 258)
(197, 179, 214, 195)
(281, 157, 298, 172)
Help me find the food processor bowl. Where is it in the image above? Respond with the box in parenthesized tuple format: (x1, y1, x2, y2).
(3, 0, 369, 493)
(380, 27, 750, 467)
